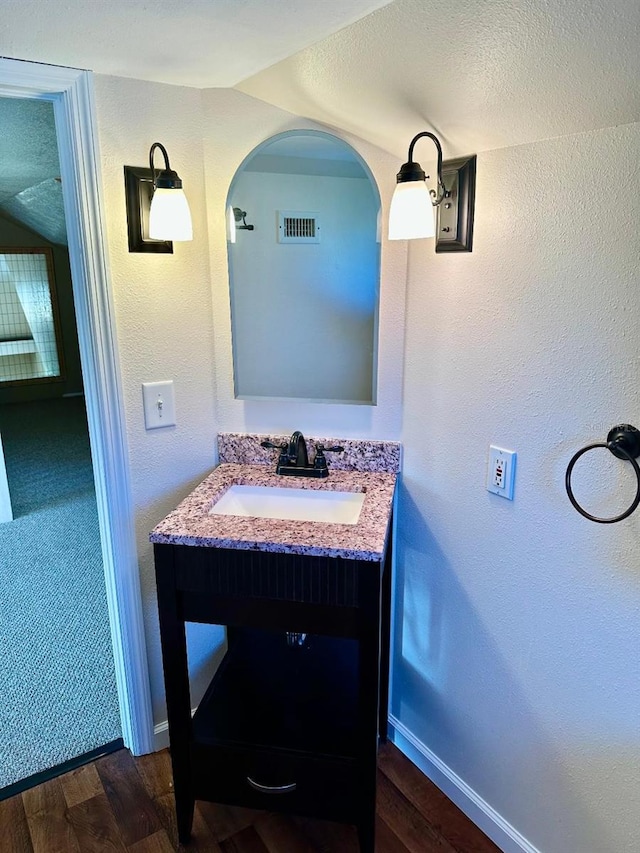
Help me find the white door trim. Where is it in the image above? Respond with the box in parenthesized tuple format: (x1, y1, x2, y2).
(0, 58, 154, 754)
(0, 432, 13, 523)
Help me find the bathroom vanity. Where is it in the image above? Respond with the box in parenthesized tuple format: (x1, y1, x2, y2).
(151, 435, 399, 852)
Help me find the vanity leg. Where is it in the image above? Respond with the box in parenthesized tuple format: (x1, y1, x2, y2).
(175, 795, 195, 845)
(356, 563, 383, 853)
(154, 545, 195, 843)
(378, 530, 393, 743)
(357, 813, 376, 853)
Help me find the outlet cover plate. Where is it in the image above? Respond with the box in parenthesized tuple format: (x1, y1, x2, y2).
(487, 445, 516, 500)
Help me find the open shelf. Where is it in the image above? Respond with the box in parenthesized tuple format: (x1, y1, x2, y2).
(192, 627, 360, 760)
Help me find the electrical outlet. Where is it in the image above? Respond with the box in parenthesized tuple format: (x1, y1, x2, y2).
(487, 446, 516, 500)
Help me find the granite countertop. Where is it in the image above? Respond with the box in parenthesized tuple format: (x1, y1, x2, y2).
(150, 463, 397, 561)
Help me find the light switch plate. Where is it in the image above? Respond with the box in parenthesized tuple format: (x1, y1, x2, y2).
(142, 381, 176, 429)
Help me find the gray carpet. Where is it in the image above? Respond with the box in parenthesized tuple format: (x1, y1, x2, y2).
(0, 397, 121, 789)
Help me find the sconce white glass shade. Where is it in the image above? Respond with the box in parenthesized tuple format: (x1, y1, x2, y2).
(388, 180, 435, 240)
(149, 188, 193, 241)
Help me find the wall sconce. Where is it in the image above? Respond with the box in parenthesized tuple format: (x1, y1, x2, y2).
(124, 142, 193, 253)
(388, 131, 476, 252)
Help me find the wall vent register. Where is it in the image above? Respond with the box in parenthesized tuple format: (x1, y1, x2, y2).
(277, 211, 320, 244)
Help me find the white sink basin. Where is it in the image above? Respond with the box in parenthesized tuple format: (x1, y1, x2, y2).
(209, 484, 365, 525)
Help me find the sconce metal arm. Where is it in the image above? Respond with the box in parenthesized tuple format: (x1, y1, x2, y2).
(149, 141, 182, 190)
(398, 131, 446, 206)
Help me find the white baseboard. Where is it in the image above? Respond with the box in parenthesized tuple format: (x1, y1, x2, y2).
(153, 707, 198, 751)
(389, 715, 540, 853)
(153, 719, 171, 751)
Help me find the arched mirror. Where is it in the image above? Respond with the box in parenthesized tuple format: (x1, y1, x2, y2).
(226, 130, 381, 404)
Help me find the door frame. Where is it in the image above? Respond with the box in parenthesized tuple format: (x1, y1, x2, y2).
(0, 58, 154, 754)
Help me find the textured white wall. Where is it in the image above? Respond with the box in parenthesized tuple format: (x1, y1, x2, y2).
(202, 88, 407, 440)
(238, 0, 640, 167)
(87, 72, 640, 853)
(397, 121, 640, 853)
(92, 75, 223, 722)
(89, 80, 406, 726)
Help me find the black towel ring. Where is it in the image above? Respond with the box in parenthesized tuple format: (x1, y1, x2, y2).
(565, 424, 640, 523)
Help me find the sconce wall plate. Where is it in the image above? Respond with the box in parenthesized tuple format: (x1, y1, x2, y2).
(124, 165, 173, 253)
(435, 154, 476, 253)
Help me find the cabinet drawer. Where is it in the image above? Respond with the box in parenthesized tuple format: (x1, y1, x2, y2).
(191, 743, 360, 823)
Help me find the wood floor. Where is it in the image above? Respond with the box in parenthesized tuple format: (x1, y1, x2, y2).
(0, 743, 502, 853)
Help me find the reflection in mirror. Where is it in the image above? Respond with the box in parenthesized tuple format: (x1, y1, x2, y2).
(226, 130, 380, 404)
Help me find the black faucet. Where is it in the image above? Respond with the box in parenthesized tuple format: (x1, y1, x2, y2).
(260, 431, 343, 478)
(287, 430, 309, 468)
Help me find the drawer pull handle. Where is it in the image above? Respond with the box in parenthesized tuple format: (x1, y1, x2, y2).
(246, 775, 297, 794)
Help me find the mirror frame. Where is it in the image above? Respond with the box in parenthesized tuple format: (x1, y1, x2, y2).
(225, 129, 382, 405)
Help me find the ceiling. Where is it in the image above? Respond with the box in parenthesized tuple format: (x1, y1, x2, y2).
(238, 0, 640, 160)
(1, 0, 394, 88)
(0, 0, 392, 244)
(0, 99, 67, 244)
(0, 100, 59, 204)
(2, 0, 639, 243)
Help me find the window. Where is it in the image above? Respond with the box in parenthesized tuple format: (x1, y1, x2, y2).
(0, 248, 64, 385)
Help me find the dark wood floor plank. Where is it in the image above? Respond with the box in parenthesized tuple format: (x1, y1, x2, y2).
(134, 750, 174, 800)
(60, 763, 105, 809)
(95, 749, 162, 847)
(220, 825, 270, 853)
(293, 816, 359, 852)
(376, 769, 457, 853)
(254, 812, 316, 852)
(154, 793, 223, 851)
(0, 791, 35, 853)
(22, 778, 81, 853)
(67, 792, 127, 852)
(378, 744, 501, 853)
(375, 815, 412, 853)
(22, 776, 61, 818)
(127, 829, 176, 853)
(6, 744, 501, 853)
(198, 800, 264, 843)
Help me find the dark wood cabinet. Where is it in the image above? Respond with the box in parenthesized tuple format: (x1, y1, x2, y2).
(154, 521, 392, 852)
